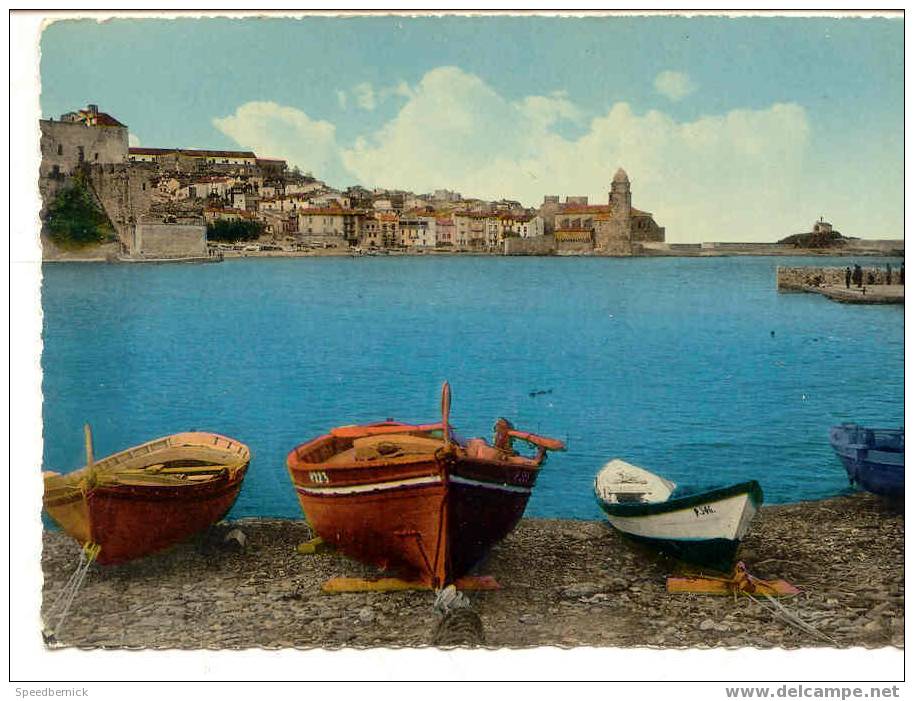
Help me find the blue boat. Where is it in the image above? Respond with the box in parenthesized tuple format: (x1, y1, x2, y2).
(829, 423, 904, 498)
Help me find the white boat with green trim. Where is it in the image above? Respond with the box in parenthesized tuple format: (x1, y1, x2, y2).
(594, 459, 763, 572)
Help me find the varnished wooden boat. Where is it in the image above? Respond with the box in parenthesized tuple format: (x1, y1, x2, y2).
(43, 427, 251, 565)
(286, 383, 565, 588)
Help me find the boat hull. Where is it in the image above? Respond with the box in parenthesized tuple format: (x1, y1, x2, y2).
(597, 481, 763, 572)
(829, 425, 904, 498)
(291, 453, 537, 587)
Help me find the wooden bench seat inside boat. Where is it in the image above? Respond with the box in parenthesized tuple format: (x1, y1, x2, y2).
(323, 434, 444, 465)
(99, 446, 246, 472)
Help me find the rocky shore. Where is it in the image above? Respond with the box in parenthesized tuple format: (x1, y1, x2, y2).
(40, 493, 903, 649)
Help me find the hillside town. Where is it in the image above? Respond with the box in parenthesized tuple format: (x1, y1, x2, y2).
(38, 104, 667, 260)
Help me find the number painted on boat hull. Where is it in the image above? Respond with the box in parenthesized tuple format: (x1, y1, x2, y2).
(309, 471, 330, 484)
(693, 505, 716, 517)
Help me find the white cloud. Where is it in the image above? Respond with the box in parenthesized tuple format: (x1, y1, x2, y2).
(214, 67, 900, 241)
(654, 70, 697, 101)
(128, 133, 141, 147)
(387, 80, 414, 100)
(353, 82, 376, 111)
(212, 101, 344, 181)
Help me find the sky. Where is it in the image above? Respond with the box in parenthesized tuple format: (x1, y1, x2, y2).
(39, 14, 903, 243)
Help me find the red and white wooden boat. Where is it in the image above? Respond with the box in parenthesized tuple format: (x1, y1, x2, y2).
(286, 383, 565, 588)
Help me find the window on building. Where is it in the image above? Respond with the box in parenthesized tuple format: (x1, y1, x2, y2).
(56, 144, 63, 156)
(94, 152, 99, 161)
(77, 146, 84, 162)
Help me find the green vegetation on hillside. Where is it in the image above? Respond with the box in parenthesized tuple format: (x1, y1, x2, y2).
(45, 174, 115, 248)
(206, 219, 265, 242)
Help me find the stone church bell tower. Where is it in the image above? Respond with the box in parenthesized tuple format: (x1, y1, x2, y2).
(609, 167, 631, 217)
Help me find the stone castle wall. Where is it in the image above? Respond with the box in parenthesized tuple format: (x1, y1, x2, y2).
(504, 234, 556, 255)
(39, 120, 128, 177)
(556, 239, 594, 255)
(84, 163, 158, 250)
(135, 223, 207, 258)
(38, 121, 126, 221)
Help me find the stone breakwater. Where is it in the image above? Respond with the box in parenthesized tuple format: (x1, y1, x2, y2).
(40, 493, 902, 649)
(777, 267, 904, 305)
(777, 266, 896, 289)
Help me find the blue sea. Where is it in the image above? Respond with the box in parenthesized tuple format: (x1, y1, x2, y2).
(41, 255, 904, 520)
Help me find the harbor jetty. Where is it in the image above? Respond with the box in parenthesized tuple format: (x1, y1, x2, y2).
(777, 266, 904, 305)
(41, 493, 903, 649)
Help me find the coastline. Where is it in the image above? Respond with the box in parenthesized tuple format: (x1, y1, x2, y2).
(41, 492, 903, 649)
(40, 248, 903, 263)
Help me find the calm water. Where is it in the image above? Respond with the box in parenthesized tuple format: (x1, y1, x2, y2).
(41, 256, 904, 520)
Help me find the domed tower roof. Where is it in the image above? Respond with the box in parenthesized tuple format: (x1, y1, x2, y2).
(613, 167, 630, 183)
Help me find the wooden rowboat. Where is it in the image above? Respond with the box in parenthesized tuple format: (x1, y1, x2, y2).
(43, 427, 251, 565)
(286, 382, 565, 588)
(594, 459, 762, 572)
(829, 423, 904, 498)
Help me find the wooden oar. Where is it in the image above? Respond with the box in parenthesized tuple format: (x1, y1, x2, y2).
(441, 381, 451, 448)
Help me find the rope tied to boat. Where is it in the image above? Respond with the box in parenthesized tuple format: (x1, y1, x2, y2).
(431, 584, 485, 647)
(746, 592, 837, 645)
(434, 443, 459, 465)
(43, 541, 100, 645)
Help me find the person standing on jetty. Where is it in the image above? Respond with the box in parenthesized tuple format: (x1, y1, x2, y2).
(845, 267, 852, 289)
(853, 264, 863, 288)
(886, 263, 892, 285)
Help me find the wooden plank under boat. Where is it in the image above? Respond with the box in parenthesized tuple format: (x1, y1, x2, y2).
(286, 382, 565, 589)
(594, 459, 763, 572)
(829, 423, 904, 498)
(43, 429, 251, 565)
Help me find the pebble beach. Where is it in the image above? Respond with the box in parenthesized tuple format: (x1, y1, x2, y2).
(40, 492, 902, 650)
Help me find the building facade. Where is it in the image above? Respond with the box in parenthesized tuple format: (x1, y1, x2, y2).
(541, 168, 665, 255)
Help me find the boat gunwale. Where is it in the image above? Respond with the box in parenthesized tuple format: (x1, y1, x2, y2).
(42, 433, 252, 507)
(92, 431, 251, 471)
(287, 442, 547, 475)
(595, 479, 763, 518)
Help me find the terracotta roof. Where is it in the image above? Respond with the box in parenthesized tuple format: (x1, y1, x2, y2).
(130, 147, 172, 156)
(186, 149, 257, 159)
(299, 207, 359, 216)
(93, 112, 126, 127)
(559, 204, 612, 215)
(128, 147, 256, 159)
(555, 227, 593, 233)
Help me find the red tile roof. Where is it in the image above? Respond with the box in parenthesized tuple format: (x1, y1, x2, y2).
(93, 112, 126, 127)
(299, 207, 359, 216)
(128, 147, 257, 159)
(559, 204, 612, 215)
